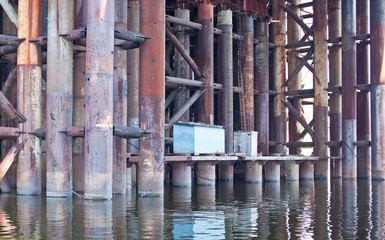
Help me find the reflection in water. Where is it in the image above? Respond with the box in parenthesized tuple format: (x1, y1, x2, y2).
(0, 180, 381, 239)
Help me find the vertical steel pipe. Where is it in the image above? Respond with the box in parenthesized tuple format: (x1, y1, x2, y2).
(218, 9, 234, 181)
(342, 0, 357, 179)
(196, 2, 215, 186)
(314, 0, 330, 179)
(241, 15, 255, 131)
(171, 8, 193, 186)
(356, 0, 370, 179)
(174, 8, 190, 122)
(138, 0, 165, 196)
(272, 0, 287, 155)
(197, 2, 214, 124)
(73, 0, 87, 192)
(46, 0, 74, 197)
(255, 21, 269, 156)
(127, 0, 140, 185)
(113, 0, 128, 194)
(370, 0, 385, 180)
(17, 0, 43, 195)
(285, 1, 301, 181)
(329, 0, 343, 178)
(85, 0, 114, 200)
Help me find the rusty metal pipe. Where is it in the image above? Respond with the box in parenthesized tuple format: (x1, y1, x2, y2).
(370, 0, 385, 180)
(255, 21, 270, 156)
(138, 0, 165, 196)
(84, 0, 114, 200)
(46, 0, 74, 198)
(114, 28, 145, 43)
(314, 0, 330, 179)
(329, 0, 342, 178)
(0, 127, 20, 139)
(356, 0, 370, 179)
(241, 15, 255, 131)
(1, 64, 16, 98)
(0, 45, 17, 56)
(342, 0, 357, 179)
(17, 0, 43, 195)
(0, 34, 21, 46)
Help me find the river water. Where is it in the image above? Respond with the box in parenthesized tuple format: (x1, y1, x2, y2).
(0, 179, 383, 239)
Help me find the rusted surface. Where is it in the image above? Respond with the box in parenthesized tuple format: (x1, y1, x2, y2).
(127, 0, 140, 156)
(0, 34, 21, 46)
(17, 0, 43, 195)
(328, 0, 342, 178)
(272, 0, 286, 155)
(356, 0, 370, 179)
(73, 0, 87, 192)
(173, 8, 191, 123)
(46, 0, 74, 197)
(138, 0, 165, 196)
(85, 0, 114, 200)
(0, 127, 20, 139)
(255, 21, 269, 155)
(196, 161, 216, 186)
(370, 0, 385, 180)
(113, 0, 128, 194)
(66, 126, 85, 137)
(313, 0, 329, 179)
(0, 140, 25, 182)
(342, 0, 357, 179)
(197, 2, 214, 125)
(0, 91, 25, 123)
(241, 15, 254, 131)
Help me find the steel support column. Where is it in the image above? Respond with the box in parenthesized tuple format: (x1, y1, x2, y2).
(245, 161, 263, 183)
(265, 162, 281, 182)
(85, 0, 114, 200)
(241, 15, 255, 131)
(113, 0, 128, 194)
(286, 0, 301, 181)
(46, 0, 74, 197)
(370, 0, 385, 180)
(138, 0, 165, 196)
(272, 0, 287, 155)
(356, 0, 370, 179)
(342, 0, 357, 179)
(218, 9, 234, 181)
(255, 21, 269, 156)
(171, 162, 191, 187)
(127, 0, 140, 186)
(174, 8, 190, 122)
(16, 0, 43, 195)
(328, 0, 342, 178)
(314, 0, 330, 179)
(196, 2, 215, 186)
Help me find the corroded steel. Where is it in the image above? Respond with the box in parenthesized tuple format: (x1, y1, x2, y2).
(241, 15, 255, 131)
(113, 0, 128, 195)
(173, 8, 191, 123)
(0, 140, 25, 182)
(356, 0, 370, 179)
(73, 0, 87, 192)
(313, 0, 330, 179)
(0, 127, 20, 139)
(196, 2, 215, 186)
(245, 161, 262, 183)
(265, 162, 280, 182)
(272, 0, 286, 155)
(342, 0, 357, 179)
(17, 0, 43, 195)
(328, 0, 342, 178)
(46, 0, 74, 197)
(85, 0, 114, 200)
(171, 162, 192, 187)
(0, 91, 25, 123)
(218, 9, 233, 180)
(286, 0, 301, 181)
(197, 2, 214, 125)
(0, 34, 21, 46)
(138, 0, 165, 196)
(370, 0, 385, 180)
(255, 21, 269, 155)
(127, 0, 140, 156)
(1, 64, 16, 98)
(0, 0, 18, 28)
